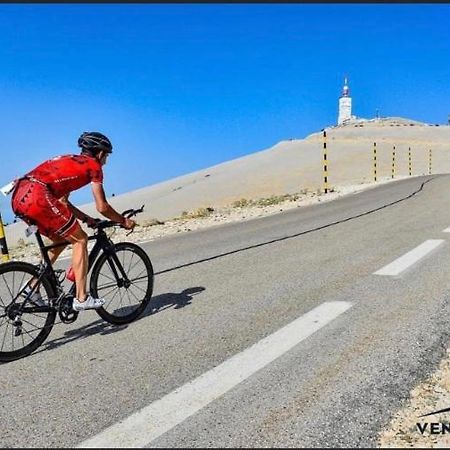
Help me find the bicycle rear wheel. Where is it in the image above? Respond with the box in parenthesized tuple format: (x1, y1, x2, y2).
(0, 261, 56, 362)
(90, 242, 154, 325)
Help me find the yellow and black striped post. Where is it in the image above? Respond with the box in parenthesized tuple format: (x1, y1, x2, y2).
(373, 142, 377, 182)
(429, 148, 432, 175)
(408, 147, 412, 176)
(392, 145, 396, 179)
(0, 212, 9, 262)
(323, 129, 328, 194)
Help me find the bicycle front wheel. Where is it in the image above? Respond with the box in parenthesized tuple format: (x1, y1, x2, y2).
(0, 261, 56, 362)
(90, 242, 154, 325)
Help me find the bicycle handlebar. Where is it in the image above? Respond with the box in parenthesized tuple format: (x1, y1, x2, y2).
(122, 204, 145, 218)
(91, 204, 145, 231)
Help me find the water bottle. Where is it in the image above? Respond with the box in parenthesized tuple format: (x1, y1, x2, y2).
(66, 266, 76, 282)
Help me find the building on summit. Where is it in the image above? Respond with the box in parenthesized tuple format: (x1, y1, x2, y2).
(337, 77, 357, 125)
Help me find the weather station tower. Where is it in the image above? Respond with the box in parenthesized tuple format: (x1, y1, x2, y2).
(338, 77, 352, 125)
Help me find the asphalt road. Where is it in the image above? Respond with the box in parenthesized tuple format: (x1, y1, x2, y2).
(2, 174, 450, 448)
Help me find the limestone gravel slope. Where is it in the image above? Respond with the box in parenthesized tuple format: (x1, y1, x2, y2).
(4, 117, 450, 248)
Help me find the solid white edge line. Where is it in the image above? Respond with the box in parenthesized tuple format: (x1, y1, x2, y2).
(374, 239, 445, 276)
(443, 227, 450, 233)
(77, 301, 352, 448)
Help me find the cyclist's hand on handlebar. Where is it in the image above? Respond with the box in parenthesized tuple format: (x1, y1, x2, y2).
(122, 217, 136, 230)
(85, 217, 101, 229)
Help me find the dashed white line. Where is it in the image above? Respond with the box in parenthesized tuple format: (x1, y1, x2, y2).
(374, 239, 445, 276)
(443, 227, 450, 233)
(77, 301, 352, 448)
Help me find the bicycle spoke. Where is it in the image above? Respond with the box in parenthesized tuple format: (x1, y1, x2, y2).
(1, 319, 9, 351)
(122, 249, 126, 274)
(0, 316, 8, 330)
(97, 283, 119, 297)
(123, 289, 130, 306)
(129, 275, 149, 283)
(127, 253, 142, 275)
(131, 266, 147, 281)
(20, 316, 47, 330)
(20, 326, 41, 340)
(1, 273, 14, 302)
(104, 286, 120, 310)
(12, 270, 16, 299)
(99, 271, 116, 283)
(118, 287, 125, 310)
(128, 287, 142, 303)
(20, 329, 25, 348)
(125, 289, 134, 306)
(129, 282, 147, 295)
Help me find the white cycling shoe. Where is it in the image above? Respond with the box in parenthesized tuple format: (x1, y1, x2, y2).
(72, 294, 105, 311)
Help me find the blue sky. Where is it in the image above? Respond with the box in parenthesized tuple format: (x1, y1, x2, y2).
(0, 3, 449, 223)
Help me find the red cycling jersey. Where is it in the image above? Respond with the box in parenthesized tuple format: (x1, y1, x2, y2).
(25, 154, 103, 198)
(11, 154, 104, 239)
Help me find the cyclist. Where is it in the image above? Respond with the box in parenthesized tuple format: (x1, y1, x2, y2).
(10, 132, 136, 311)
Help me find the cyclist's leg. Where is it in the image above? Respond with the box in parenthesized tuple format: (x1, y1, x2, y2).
(63, 226, 89, 301)
(66, 226, 106, 310)
(13, 182, 80, 294)
(47, 236, 70, 264)
(11, 181, 50, 296)
(40, 198, 105, 309)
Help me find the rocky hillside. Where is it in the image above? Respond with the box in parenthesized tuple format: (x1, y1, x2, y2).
(4, 117, 450, 247)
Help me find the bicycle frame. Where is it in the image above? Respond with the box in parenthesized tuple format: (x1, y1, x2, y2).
(17, 227, 129, 311)
(12, 204, 145, 313)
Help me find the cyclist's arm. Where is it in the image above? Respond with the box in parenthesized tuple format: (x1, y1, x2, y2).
(91, 182, 130, 225)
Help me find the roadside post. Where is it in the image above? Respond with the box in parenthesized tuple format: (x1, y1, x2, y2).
(0, 212, 10, 262)
(429, 149, 432, 175)
(392, 145, 396, 179)
(373, 142, 377, 182)
(322, 129, 328, 194)
(408, 147, 412, 176)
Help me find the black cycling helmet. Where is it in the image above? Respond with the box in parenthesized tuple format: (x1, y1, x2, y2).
(78, 131, 113, 155)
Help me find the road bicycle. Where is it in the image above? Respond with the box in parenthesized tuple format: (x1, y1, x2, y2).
(0, 206, 154, 362)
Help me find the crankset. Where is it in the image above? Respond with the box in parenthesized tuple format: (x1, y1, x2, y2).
(58, 296, 79, 324)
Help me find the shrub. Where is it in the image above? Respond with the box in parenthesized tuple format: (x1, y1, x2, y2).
(232, 198, 251, 208)
(178, 207, 215, 219)
(16, 238, 26, 248)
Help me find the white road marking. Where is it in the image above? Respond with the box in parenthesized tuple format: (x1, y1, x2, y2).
(373, 239, 445, 276)
(77, 301, 352, 448)
(443, 227, 450, 233)
(136, 239, 153, 246)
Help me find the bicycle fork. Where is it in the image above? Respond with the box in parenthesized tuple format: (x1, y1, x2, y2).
(105, 249, 131, 288)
